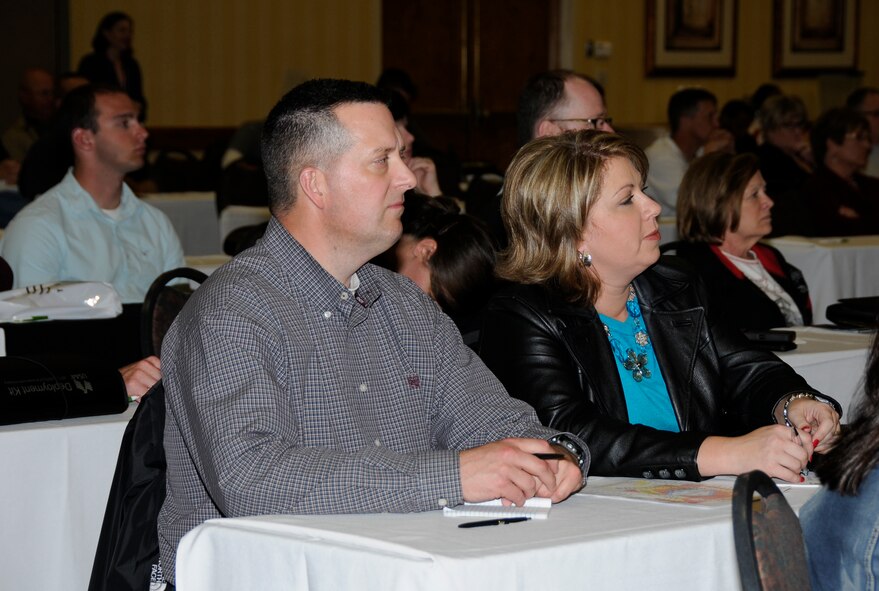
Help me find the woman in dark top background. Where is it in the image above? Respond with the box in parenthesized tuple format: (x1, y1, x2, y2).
(805, 108, 879, 236)
(755, 95, 815, 237)
(377, 193, 497, 348)
(675, 152, 812, 330)
(78, 12, 147, 120)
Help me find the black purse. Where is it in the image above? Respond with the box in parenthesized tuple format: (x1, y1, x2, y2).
(826, 296, 879, 329)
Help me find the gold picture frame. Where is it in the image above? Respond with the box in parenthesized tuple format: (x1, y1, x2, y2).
(773, 0, 859, 77)
(646, 0, 737, 77)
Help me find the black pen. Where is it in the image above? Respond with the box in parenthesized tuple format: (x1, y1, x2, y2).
(458, 517, 531, 528)
(533, 453, 565, 460)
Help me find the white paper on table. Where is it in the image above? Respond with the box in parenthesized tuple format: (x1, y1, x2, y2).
(443, 497, 552, 519)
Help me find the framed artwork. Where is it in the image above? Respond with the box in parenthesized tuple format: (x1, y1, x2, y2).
(773, 0, 859, 77)
(645, 0, 737, 77)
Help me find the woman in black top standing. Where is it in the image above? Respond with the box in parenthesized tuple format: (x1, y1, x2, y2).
(78, 12, 147, 120)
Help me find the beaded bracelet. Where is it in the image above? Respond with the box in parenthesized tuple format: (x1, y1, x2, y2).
(782, 392, 834, 427)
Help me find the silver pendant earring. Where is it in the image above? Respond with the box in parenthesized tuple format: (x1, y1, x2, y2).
(577, 251, 592, 267)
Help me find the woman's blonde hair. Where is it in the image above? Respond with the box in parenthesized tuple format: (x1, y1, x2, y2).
(497, 130, 648, 305)
(677, 152, 760, 243)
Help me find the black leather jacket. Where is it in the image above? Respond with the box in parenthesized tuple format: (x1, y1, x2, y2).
(479, 258, 837, 481)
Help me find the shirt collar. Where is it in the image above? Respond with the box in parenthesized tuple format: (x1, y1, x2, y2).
(60, 168, 139, 220)
(261, 218, 383, 311)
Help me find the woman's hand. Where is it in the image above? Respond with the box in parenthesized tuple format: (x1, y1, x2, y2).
(407, 157, 443, 197)
(696, 425, 810, 483)
(785, 397, 841, 453)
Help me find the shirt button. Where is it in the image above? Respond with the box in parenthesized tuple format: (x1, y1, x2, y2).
(340, 292, 349, 301)
(437, 498, 449, 507)
(359, 383, 368, 392)
(374, 439, 381, 447)
(323, 311, 332, 319)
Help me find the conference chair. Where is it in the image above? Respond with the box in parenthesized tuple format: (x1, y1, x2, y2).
(140, 267, 208, 358)
(732, 470, 812, 591)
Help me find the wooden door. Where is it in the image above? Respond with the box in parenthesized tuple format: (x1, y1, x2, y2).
(382, 0, 560, 172)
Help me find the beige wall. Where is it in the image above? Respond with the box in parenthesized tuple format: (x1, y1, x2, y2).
(69, 0, 877, 127)
(572, 0, 879, 127)
(69, 0, 381, 126)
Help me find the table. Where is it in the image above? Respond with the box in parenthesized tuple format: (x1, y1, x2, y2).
(778, 326, 873, 417)
(768, 235, 879, 324)
(0, 405, 135, 591)
(142, 192, 222, 256)
(175, 477, 818, 591)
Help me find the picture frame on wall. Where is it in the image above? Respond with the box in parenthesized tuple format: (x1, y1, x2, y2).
(773, 0, 859, 77)
(645, 0, 737, 77)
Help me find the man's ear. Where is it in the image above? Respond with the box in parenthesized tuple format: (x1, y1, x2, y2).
(71, 128, 94, 152)
(535, 118, 560, 139)
(415, 237, 438, 262)
(298, 167, 328, 208)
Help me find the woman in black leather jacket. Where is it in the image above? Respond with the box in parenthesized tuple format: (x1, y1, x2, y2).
(479, 130, 841, 482)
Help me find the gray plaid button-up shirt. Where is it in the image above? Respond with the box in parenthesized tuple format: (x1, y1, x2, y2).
(158, 218, 564, 582)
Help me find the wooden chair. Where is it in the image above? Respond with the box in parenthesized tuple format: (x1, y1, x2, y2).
(732, 470, 812, 591)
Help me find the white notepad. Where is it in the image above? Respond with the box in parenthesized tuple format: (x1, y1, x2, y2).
(443, 497, 552, 519)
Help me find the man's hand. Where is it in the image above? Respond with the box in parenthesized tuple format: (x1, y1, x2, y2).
(703, 128, 735, 155)
(460, 438, 583, 507)
(119, 355, 161, 402)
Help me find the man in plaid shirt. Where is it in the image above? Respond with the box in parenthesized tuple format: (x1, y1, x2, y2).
(157, 78, 588, 586)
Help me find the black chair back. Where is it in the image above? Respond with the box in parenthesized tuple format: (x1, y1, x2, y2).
(732, 470, 812, 591)
(141, 267, 208, 358)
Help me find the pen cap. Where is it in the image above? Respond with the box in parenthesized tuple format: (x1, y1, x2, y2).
(0, 354, 128, 425)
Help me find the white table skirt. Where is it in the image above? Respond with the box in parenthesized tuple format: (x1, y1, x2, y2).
(143, 192, 222, 256)
(0, 405, 135, 590)
(778, 326, 873, 416)
(175, 477, 818, 591)
(768, 235, 879, 324)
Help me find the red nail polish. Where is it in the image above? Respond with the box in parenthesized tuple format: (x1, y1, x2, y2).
(813, 439, 820, 448)
(800, 475, 805, 483)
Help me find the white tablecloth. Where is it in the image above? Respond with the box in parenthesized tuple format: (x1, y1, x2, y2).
(176, 477, 818, 591)
(778, 326, 873, 416)
(143, 192, 221, 256)
(0, 405, 135, 590)
(768, 235, 879, 324)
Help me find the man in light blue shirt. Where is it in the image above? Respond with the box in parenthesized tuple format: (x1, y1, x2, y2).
(0, 84, 184, 398)
(1, 84, 183, 301)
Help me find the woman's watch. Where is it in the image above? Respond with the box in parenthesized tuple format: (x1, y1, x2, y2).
(548, 434, 588, 474)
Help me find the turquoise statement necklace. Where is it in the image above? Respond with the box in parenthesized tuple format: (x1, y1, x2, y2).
(601, 285, 652, 382)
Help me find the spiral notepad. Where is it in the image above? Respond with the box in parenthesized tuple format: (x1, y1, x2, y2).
(442, 497, 552, 519)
